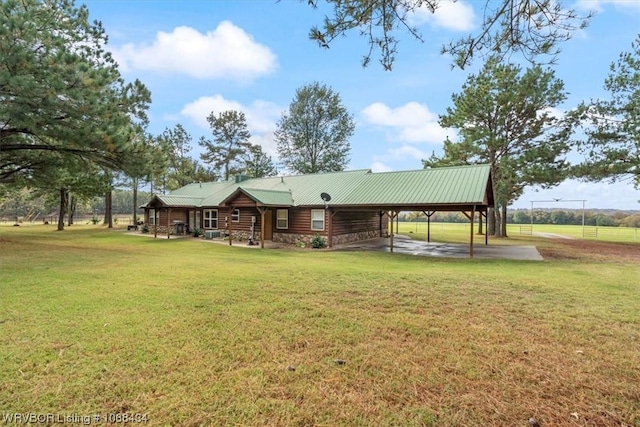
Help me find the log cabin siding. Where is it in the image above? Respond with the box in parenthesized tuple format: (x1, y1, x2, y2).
(230, 193, 258, 208)
(332, 210, 382, 235)
(286, 208, 326, 235)
(228, 207, 260, 231)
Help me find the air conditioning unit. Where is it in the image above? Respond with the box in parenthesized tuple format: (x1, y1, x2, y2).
(205, 230, 222, 239)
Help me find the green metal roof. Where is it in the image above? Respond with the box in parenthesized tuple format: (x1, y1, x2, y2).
(143, 164, 493, 209)
(341, 164, 492, 206)
(233, 188, 294, 206)
(153, 194, 205, 207)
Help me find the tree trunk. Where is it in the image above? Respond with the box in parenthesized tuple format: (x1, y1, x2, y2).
(67, 194, 76, 226)
(494, 206, 503, 237)
(488, 207, 496, 236)
(477, 211, 484, 235)
(103, 189, 113, 228)
(57, 188, 67, 231)
(132, 178, 139, 225)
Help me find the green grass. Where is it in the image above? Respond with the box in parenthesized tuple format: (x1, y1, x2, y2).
(396, 221, 640, 244)
(1, 224, 639, 426)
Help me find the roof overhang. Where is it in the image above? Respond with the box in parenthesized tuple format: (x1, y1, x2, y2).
(219, 187, 294, 207)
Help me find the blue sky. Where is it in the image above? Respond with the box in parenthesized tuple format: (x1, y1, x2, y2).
(83, 0, 640, 210)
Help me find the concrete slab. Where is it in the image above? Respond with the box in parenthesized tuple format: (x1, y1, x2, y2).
(335, 235, 543, 261)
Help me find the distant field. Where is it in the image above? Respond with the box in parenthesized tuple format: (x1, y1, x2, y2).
(1, 224, 639, 426)
(395, 221, 640, 244)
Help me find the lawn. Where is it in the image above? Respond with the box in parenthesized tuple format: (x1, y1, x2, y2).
(395, 221, 640, 244)
(1, 225, 639, 426)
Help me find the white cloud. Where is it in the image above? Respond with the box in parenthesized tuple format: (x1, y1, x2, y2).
(410, 0, 476, 31)
(180, 95, 283, 155)
(388, 145, 430, 161)
(370, 161, 393, 173)
(112, 21, 277, 81)
(361, 101, 454, 144)
(577, 0, 640, 13)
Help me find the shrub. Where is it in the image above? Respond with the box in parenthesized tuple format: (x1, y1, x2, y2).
(311, 234, 327, 249)
(192, 228, 202, 237)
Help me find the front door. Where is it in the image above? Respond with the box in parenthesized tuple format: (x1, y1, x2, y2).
(263, 209, 273, 240)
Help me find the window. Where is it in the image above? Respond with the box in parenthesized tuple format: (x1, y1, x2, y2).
(276, 209, 288, 229)
(189, 210, 202, 230)
(231, 208, 240, 223)
(311, 209, 325, 231)
(203, 209, 218, 229)
(148, 209, 156, 226)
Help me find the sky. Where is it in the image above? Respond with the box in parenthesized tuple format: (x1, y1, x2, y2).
(82, 0, 640, 211)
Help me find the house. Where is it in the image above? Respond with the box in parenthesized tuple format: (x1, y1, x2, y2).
(142, 164, 494, 254)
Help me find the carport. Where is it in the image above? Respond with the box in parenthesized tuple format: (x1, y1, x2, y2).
(337, 235, 543, 261)
(321, 165, 495, 258)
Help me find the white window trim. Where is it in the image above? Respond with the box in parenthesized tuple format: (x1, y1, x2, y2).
(203, 209, 218, 229)
(311, 209, 325, 231)
(276, 209, 289, 230)
(231, 208, 240, 223)
(148, 209, 156, 226)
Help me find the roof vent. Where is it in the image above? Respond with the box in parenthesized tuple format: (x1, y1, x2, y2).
(235, 174, 250, 183)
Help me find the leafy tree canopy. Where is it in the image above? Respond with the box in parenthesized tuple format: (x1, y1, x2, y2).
(304, 0, 593, 70)
(199, 110, 252, 181)
(571, 35, 640, 189)
(0, 0, 151, 184)
(424, 56, 572, 236)
(243, 144, 278, 178)
(275, 82, 354, 174)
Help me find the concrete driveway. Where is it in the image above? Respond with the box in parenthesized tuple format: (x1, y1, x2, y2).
(335, 235, 543, 261)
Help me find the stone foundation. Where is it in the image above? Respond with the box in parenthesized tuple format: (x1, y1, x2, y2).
(331, 230, 382, 245)
(273, 230, 381, 246)
(229, 230, 260, 241)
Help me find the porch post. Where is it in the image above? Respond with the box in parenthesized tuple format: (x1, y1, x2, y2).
(228, 209, 233, 246)
(257, 207, 266, 249)
(167, 208, 171, 239)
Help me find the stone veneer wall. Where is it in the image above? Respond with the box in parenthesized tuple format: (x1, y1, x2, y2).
(273, 229, 381, 246)
(143, 226, 259, 241)
(230, 230, 260, 241)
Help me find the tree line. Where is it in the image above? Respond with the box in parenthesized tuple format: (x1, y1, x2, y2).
(1, 0, 638, 236)
(401, 210, 640, 228)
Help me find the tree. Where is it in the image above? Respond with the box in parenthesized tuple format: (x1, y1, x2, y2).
(571, 35, 640, 190)
(243, 144, 278, 178)
(158, 125, 197, 190)
(424, 56, 572, 237)
(17, 153, 110, 230)
(199, 111, 251, 181)
(0, 0, 151, 184)
(304, 0, 593, 70)
(275, 82, 355, 174)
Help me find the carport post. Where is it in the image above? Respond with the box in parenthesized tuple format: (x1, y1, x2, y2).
(388, 211, 398, 253)
(422, 211, 434, 243)
(469, 205, 476, 258)
(484, 212, 488, 245)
